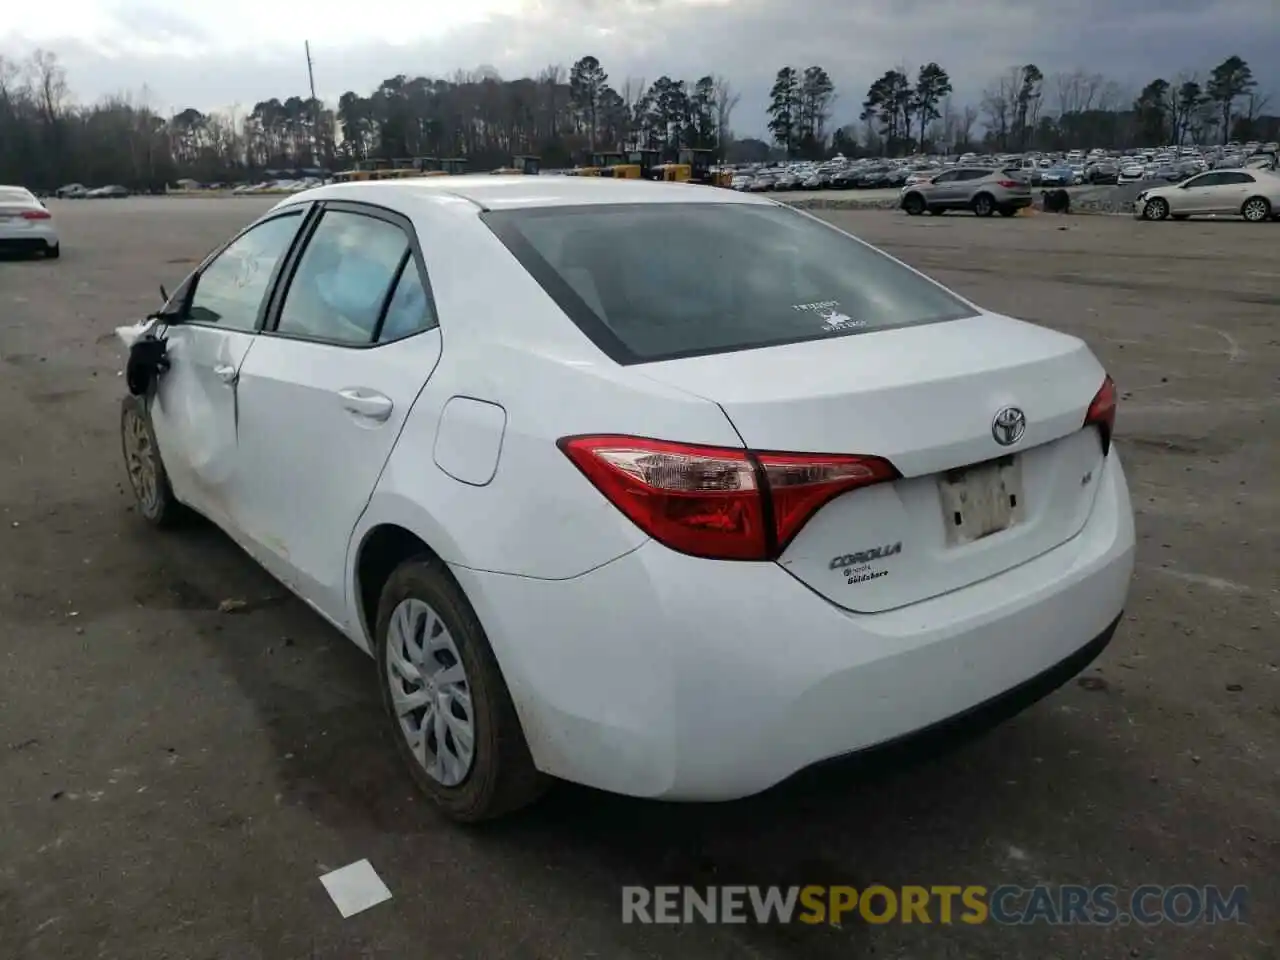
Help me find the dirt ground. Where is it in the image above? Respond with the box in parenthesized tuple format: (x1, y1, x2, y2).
(1, 198, 1276, 960)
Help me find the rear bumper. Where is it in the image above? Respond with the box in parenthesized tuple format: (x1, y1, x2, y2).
(0, 224, 58, 253)
(454, 452, 1135, 801)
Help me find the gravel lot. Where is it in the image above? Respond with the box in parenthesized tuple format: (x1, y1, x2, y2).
(2, 198, 1277, 960)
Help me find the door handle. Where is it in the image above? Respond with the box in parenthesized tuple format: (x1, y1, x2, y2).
(338, 388, 394, 422)
(213, 364, 238, 384)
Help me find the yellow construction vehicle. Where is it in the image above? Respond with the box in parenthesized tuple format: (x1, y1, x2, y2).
(655, 148, 732, 186)
(607, 149, 660, 180)
(491, 155, 541, 175)
(569, 151, 625, 177)
(332, 159, 392, 182)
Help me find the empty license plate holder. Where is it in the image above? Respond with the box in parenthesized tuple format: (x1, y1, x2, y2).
(939, 455, 1026, 546)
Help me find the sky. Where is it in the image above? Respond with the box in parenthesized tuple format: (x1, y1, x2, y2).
(1, 0, 1276, 137)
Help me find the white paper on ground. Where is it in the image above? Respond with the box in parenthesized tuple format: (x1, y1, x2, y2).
(319, 859, 393, 918)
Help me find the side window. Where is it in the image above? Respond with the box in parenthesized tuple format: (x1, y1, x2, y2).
(276, 210, 409, 345)
(187, 213, 303, 330)
(377, 257, 436, 343)
(1186, 173, 1220, 188)
(932, 171, 958, 183)
(1222, 172, 1255, 185)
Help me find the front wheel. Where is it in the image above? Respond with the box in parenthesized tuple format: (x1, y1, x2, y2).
(1241, 196, 1271, 222)
(971, 193, 995, 217)
(901, 193, 925, 216)
(375, 557, 546, 822)
(120, 395, 183, 526)
(1142, 197, 1169, 221)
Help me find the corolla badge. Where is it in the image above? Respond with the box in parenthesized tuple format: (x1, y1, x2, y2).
(991, 406, 1027, 446)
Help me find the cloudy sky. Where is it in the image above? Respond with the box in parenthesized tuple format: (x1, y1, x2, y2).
(1, 0, 1275, 136)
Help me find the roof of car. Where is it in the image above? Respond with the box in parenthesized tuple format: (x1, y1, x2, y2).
(289, 174, 775, 212)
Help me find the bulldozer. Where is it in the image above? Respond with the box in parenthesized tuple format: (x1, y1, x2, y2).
(491, 155, 541, 175)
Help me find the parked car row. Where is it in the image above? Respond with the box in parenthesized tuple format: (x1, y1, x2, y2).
(720, 140, 1279, 195)
(53, 183, 131, 199)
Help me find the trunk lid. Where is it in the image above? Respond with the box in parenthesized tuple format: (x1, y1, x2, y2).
(638, 312, 1109, 613)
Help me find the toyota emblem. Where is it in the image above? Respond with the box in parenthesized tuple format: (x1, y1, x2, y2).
(991, 406, 1027, 446)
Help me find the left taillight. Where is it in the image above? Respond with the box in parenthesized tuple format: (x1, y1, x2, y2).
(558, 435, 898, 561)
(1085, 374, 1117, 454)
(22, 209, 51, 220)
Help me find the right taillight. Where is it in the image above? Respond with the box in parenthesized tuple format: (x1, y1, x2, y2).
(1085, 375, 1117, 454)
(558, 435, 898, 561)
(21, 209, 51, 220)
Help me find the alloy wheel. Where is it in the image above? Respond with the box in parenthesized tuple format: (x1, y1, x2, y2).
(123, 408, 159, 512)
(385, 597, 476, 787)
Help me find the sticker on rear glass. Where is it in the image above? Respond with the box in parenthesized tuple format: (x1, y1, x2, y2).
(791, 300, 864, 332)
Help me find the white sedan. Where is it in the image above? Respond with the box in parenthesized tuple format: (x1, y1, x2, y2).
(117, 176, 1135, 821)
(1134, 169, 1280, 221)
(0, 186, 60, 258)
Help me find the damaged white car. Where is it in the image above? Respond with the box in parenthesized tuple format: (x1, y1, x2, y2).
(118, 176, 1135, 822)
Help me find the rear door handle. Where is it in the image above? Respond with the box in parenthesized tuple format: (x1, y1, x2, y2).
(338, 388, 393, 422)
(213, 363, 238, 385)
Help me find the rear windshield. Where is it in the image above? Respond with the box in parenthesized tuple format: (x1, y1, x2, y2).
(482, 202, 976, 364)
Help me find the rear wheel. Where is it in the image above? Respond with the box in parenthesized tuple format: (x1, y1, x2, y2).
(971, 193, 995, 217)
(45, 243, 60, 259)
(902, 193, 925, 216)
(375, 557, 546, 822)
(1241, 196, 1271, 222)
(120, 395, 183, 527)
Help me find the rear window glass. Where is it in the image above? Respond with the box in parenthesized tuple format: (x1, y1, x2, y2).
(482, 202, 975, 363)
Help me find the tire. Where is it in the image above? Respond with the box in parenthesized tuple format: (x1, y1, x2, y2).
(120, 394, 184, 527)
(998, 207, 1017, 217)
(375, 557, 546, 823)
(902, 193, 925, 216)
(971, 193, 995, 217)
(1142, 197, 1169, 221)
(45, 243, 60, 259)
(1241, 196, 1271, 223)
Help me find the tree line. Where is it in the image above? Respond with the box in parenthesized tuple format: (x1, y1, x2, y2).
(0, 48, 1274, 191)
(807, 55, 1271, 158)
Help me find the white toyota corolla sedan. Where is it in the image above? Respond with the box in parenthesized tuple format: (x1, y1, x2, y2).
(118, 175, 1135, 821)
(0, 185, 60, 258)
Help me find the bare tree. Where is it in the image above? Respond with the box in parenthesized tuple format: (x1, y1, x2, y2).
(959, 104, 978, 150)
(980, 76, 1013, 149)
(712, 75, 740, 155)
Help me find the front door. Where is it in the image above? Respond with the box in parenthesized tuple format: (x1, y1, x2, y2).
(232, 203, 443, 625)
(149, 209, 308, 527)
(1172, 173, 1225, 215)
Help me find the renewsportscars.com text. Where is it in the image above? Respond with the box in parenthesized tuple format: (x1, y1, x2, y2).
(622, 884, 1248, 926)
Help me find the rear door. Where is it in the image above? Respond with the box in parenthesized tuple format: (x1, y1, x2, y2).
(230, 201, 442, 624)
(1211, 171, 1256, 213)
